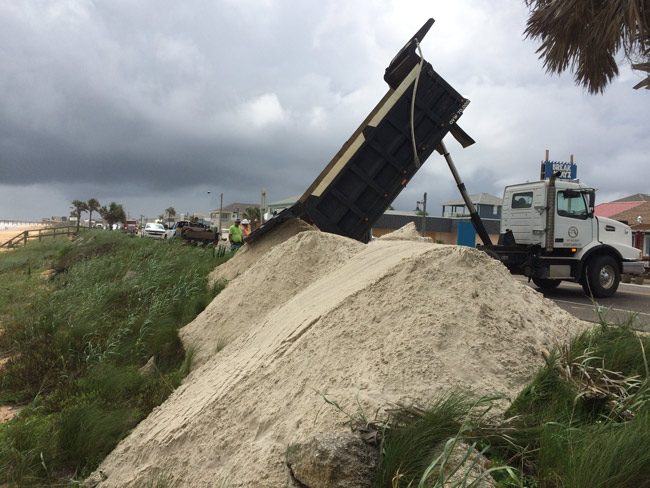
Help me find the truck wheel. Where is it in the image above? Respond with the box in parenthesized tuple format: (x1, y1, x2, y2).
(582, 255, 620, 298)
(532, 277, 561, 290)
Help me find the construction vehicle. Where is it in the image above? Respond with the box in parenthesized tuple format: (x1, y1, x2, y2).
(488, 176, 644, 297)
(247, 19, 644, 297)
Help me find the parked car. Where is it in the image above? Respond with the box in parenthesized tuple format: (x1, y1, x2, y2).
(141, 222, 166, 239)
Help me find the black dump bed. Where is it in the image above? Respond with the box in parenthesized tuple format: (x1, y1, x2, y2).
(247, 19, 472, 244)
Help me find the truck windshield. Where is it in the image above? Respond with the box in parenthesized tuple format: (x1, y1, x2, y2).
(557, 190, 589, 219)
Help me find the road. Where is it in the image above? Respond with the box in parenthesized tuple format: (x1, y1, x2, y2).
(516, 277, 650, 331)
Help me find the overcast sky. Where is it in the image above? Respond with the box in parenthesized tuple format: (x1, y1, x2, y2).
(1, 0, 648, 221)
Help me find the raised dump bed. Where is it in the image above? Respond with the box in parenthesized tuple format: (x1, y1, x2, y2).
(248, 19, 472, 244)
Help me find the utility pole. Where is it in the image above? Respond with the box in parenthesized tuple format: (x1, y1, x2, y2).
(219, 192, 223, 235)
(417, 192, 427, 237)
(260, 189, 267, 227)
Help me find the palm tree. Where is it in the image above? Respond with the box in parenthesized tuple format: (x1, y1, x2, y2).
(165, 207, 177, 225)
(71, 200, 89, 233)
(524, 0, 649, 92)
(99, 202, 127, 230)
(87, 198, 100, 228)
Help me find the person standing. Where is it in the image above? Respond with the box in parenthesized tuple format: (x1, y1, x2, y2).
(241, 219, 251, 238)
(228, 218, 244, 251)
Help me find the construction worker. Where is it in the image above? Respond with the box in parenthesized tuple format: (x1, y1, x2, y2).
(228, 218, 244, 251)
(241, 219, 251, 238)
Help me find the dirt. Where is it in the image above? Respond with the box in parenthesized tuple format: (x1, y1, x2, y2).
(89, 225, 589, 487)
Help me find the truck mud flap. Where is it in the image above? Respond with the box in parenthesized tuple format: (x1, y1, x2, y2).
(248, 18, 470, 244)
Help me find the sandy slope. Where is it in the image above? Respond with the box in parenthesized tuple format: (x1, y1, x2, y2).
(90, 227, 587, 487)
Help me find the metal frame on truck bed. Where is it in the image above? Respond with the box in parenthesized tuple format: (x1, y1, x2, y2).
(247, 18, 474, 244)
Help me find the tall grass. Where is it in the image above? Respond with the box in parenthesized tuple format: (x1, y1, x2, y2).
(371, 324, 650, 487)
(0, 231, 230, 485)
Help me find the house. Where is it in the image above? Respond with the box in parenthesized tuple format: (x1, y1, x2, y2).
(209, 202, 258, 231)
(267, 195, 300, 216)
(441, 193, 502, 220)
(595, 194, 650, 256)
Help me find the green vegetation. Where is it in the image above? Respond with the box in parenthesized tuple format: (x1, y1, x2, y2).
(368, 324, 650, 487)
(0, 231, 230, 485)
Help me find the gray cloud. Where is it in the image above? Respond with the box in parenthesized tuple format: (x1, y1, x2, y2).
(1, 0, 648, 221)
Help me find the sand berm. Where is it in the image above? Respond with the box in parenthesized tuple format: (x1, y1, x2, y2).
(89, 221, 588, 487)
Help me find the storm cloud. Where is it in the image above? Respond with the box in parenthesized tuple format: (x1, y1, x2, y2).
(1, 0, 648, 220)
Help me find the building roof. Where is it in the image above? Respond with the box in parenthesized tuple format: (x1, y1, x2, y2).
(269, 195, 300, 207)
(598, 201, 650, 230)
(594, 201, 644, 218)
(612, 193, 650, 203)
(442, 193, 503, 207)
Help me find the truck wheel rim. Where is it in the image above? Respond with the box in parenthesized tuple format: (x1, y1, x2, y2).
(599, 265, 616, 289)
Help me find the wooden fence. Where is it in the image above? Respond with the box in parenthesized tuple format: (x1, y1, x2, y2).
(0, 226, 77, 249)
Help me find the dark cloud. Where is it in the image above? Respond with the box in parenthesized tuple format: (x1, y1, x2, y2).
(0, 1, 648, 221)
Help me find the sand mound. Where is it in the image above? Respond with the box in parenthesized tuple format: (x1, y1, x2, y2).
(209, 218, 315, 284)
(379, 221, 431, 241)
(181, 230, 364, 366)
(91, 235, 587, 487)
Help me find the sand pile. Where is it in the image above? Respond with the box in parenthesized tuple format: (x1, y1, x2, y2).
(181, 230, 364, 366)
(91, 229, 588, 487)
(378, 221, 431, 242)
(209, 218, 315, 284)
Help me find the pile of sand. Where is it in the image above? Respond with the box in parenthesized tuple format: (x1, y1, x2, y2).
(378, 221, 430, 242)
(209, 218, 315, 284)
(182, 230, 364, 367)
(91, 226, 588, 487)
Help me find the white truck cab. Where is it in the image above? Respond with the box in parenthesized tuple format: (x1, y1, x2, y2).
(497, 178, 644, 297)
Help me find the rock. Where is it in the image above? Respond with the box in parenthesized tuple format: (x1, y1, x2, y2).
(139, 356, 156, 376)
(286, 432, 378, 488)
(82, 469, 107, 487)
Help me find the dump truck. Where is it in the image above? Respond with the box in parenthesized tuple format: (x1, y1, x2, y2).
(247, 18, 644, 297)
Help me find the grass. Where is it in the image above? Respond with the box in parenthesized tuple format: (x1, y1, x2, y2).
(363, 324, 650, 488)
(0, 230, 230, 485)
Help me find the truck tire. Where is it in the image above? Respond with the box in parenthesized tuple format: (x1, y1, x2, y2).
(532, 277, 561, 290)
(582, 255, 620, 298)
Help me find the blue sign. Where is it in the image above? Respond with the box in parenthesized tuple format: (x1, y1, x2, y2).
(541, 160, 577, 180)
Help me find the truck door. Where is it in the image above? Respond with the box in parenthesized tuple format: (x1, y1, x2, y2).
(554, 190, 593, 249)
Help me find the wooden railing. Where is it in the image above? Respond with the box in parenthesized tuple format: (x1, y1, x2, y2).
(0, 226, 77, 249)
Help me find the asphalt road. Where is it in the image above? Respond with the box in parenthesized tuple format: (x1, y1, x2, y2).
(516, 277, 650, 331)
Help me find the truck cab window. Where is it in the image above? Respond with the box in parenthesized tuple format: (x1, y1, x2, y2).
(557, 190, 588, 219)
(511, 192, 533, 209)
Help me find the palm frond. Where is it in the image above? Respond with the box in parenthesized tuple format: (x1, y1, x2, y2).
(524, 0, 650, 93)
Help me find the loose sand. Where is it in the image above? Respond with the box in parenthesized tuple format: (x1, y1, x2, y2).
(0, 225, 45, 250)
(90, 224, 589, 487)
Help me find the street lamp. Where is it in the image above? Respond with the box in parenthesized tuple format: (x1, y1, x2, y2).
(416, 192, 427, 237)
